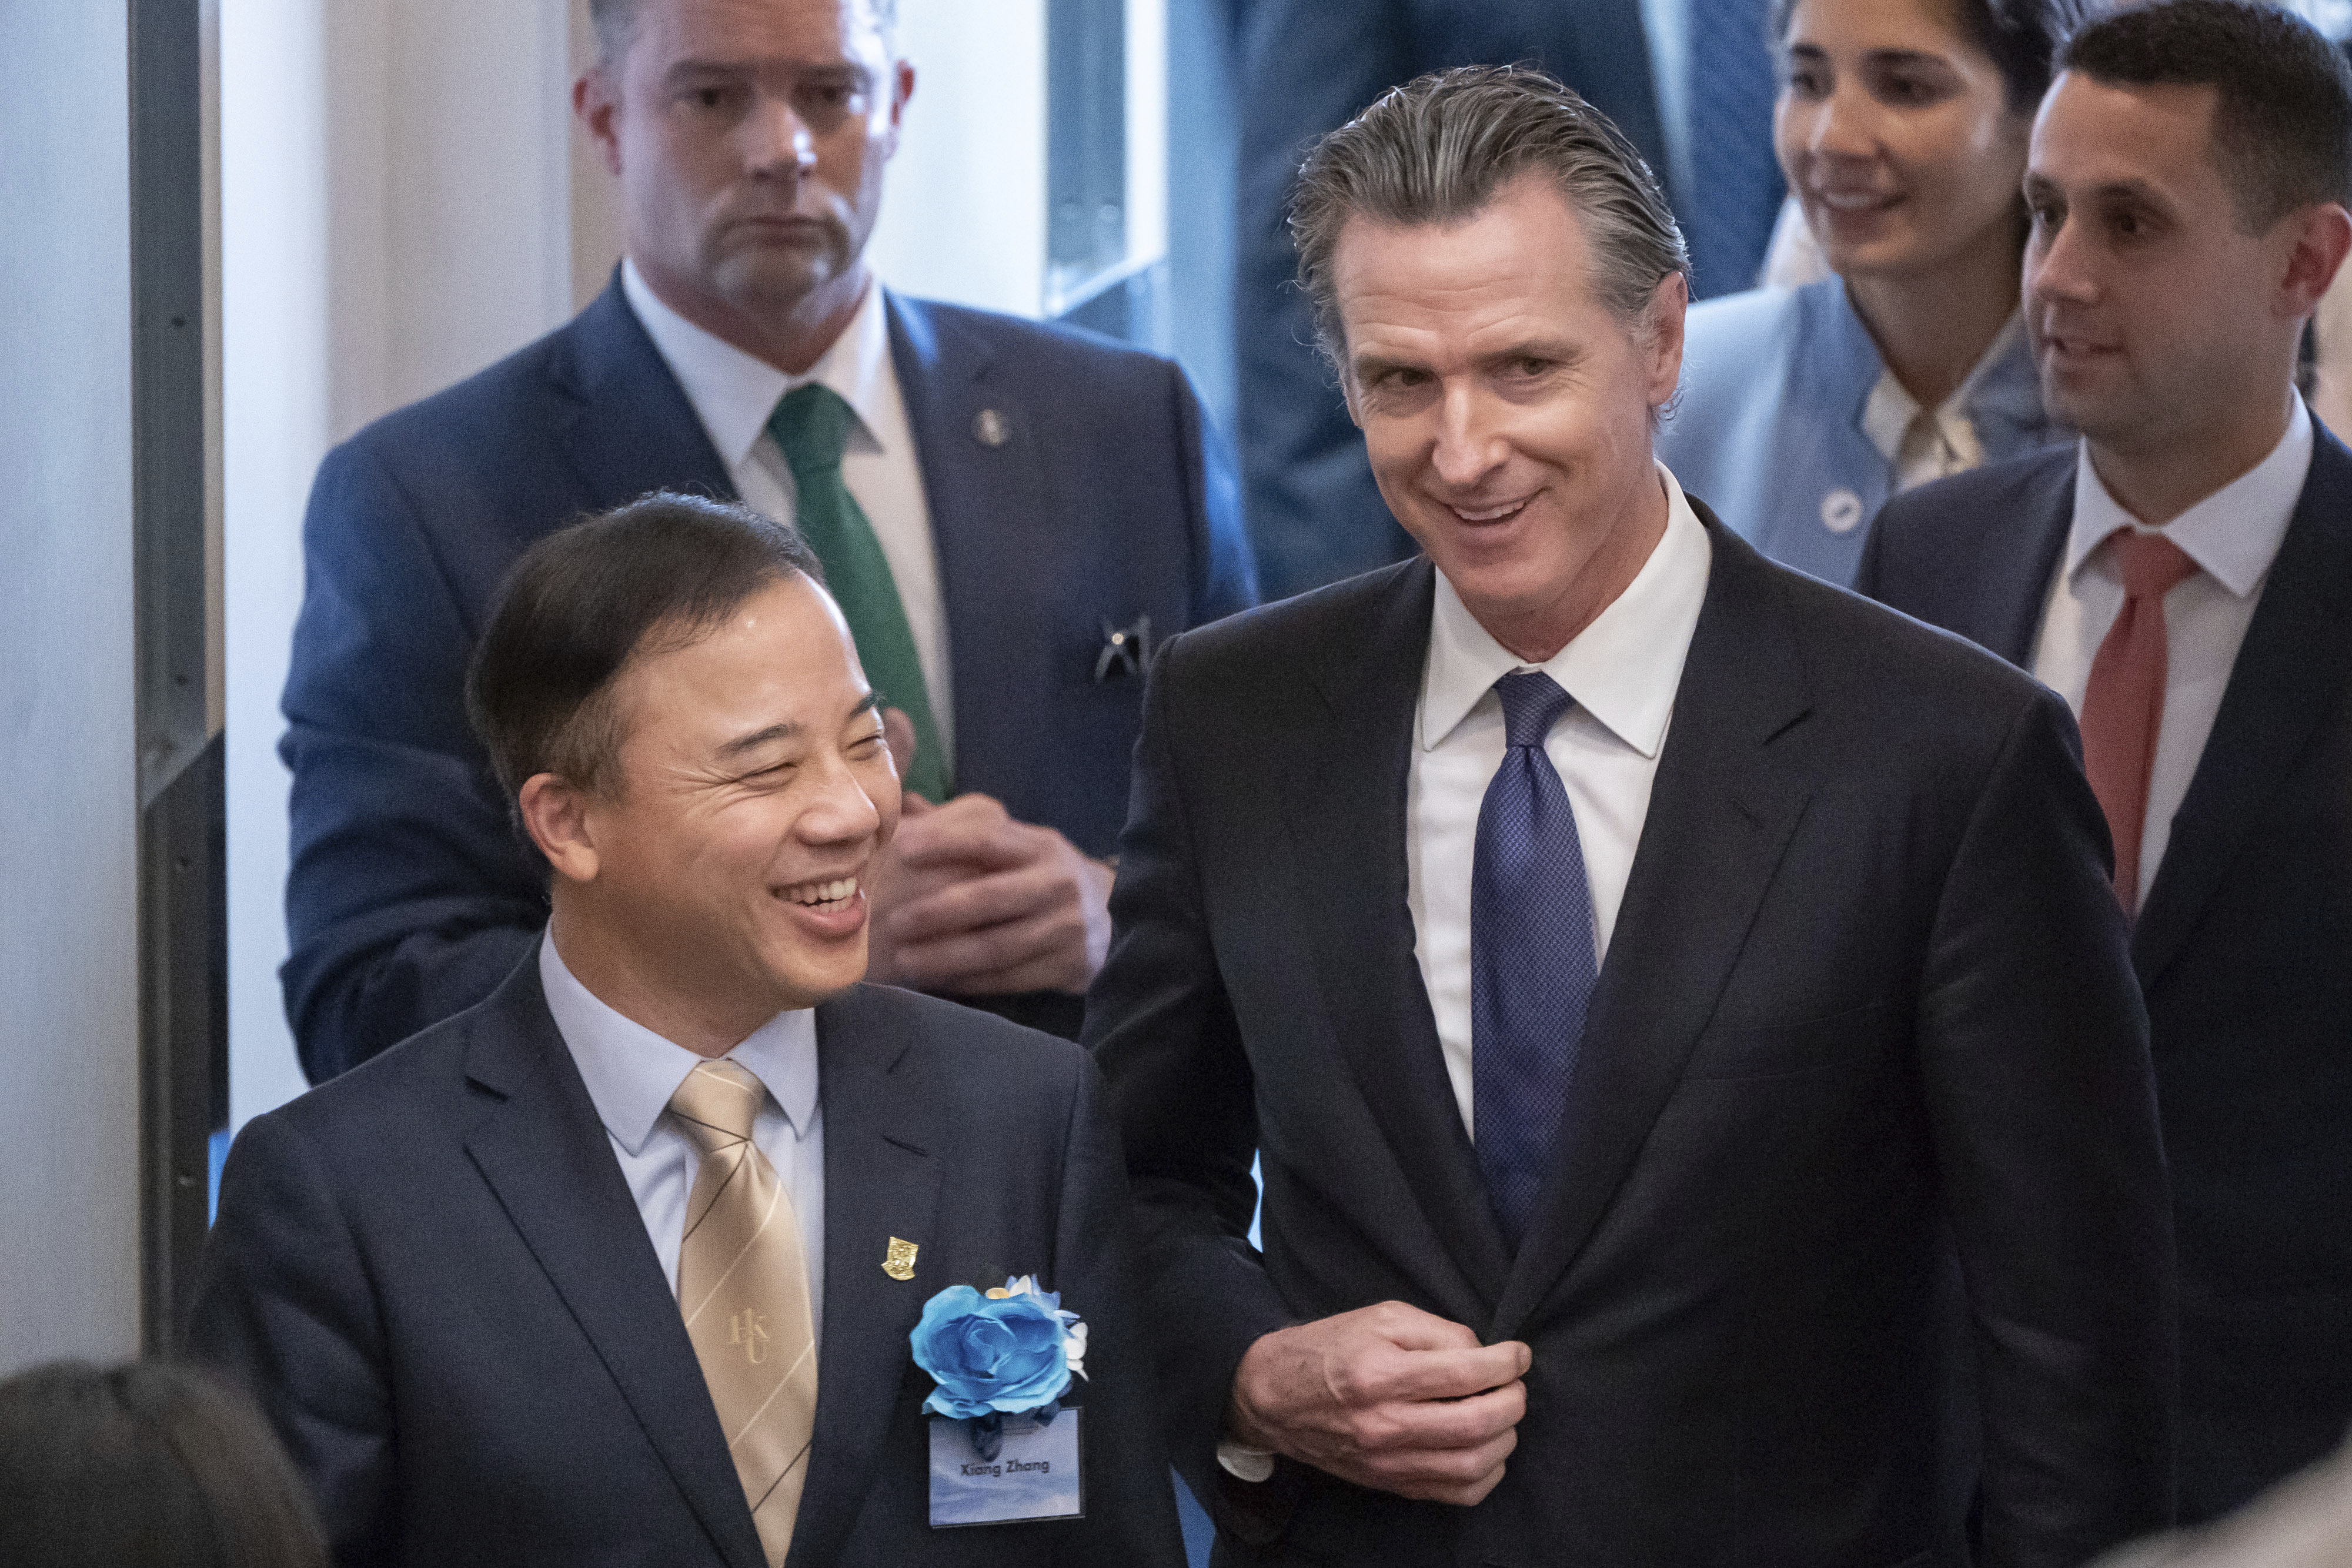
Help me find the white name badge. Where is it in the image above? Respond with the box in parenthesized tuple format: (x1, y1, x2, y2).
(927, 1410, 1083, 1527)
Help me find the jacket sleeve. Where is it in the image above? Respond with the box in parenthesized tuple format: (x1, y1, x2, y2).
(1052, 1052, 1191, 1567)
(1230, 0, 1415, 599)
(186, 1111, 396, 1568)
(280, 437, 544, 1084)
(1083, 640, 1297, 1541)
(1170, 359, 1258, 627)
(1920, 684, 2178, 1565)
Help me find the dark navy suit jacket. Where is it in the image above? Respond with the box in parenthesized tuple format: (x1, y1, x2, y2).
(191, 957, 1186, 1568)
(282, 279, 1255, 1082)
(1858, 433, 2352, 1526)
(1088, 517, 2176, 1566)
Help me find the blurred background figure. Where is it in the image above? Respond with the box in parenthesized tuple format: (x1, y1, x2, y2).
(2097, 1437, 2352, 1567)
(1232, 0, 1788, 599)
(0, 1359, 326, 1568)
(1660, 0, 2090, 585)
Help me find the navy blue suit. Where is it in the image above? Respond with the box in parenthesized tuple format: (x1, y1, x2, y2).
(282, 279, 1255, 1082)
(1858, 433, 2352, 1526)
(191, 956, 1186, 1568)
(1233, 0, 1784, 600)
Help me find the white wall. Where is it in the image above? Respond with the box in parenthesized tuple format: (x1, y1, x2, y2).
(222, 0, 579, 1128)
(863, 0, 1050, 316)
(0, 0, 144, 1372)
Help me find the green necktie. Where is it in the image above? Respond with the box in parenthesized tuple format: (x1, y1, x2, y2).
(767, 384, 950, 803)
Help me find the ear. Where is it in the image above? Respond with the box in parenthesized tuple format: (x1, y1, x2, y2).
(1643, 269, 1690, 410)
(576, 63, 624, 180)
(886, 59, 915, 150)
(519, 773, 602, 885)
(2281, 203, 2352, 320)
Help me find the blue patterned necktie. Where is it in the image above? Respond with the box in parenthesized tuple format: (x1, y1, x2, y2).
(1685, 0, 1787, 299)
(1471, 671, 1600, 1251)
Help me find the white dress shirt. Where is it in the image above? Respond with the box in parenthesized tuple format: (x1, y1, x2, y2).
(2030, 394, 2311, 908)
(539, 935, 827, 1344)
(1406, 464, 1715, 1139)
(621, 258, 954, 766)
(1859, 314, 2024, 495)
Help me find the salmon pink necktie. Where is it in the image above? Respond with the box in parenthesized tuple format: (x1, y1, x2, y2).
(2078, 530, 2199, 917)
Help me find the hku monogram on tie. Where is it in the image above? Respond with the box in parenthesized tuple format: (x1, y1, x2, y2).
(730, 1309, 770, 1365)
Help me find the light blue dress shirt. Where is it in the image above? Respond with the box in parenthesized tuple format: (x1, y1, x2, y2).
(1659, 278, 2063, 585)
(538, 935, 827, 1343)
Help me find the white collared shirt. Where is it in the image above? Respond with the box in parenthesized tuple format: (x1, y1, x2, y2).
(1859, 314, 2024, 494)
(1406, 463, 1715, 1138)
(2030, 394, 2311, 908)
(539, 934, 827, 1343)
(622, 259, 953, 767)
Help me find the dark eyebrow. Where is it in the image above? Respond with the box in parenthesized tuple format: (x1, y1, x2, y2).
(1475, 339, 1583, 372)
(847, 691, 884, 724)
(719, 720, 805, 757)
(1862, 49, 1955, 71)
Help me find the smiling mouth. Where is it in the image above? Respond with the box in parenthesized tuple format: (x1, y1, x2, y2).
(1813, 189, 1899, 213)
(1447, 497, 1534, 524)
(779, 876, 860, 912)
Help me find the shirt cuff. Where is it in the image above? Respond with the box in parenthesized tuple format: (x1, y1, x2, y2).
(1215, 1439, 1277, 1484)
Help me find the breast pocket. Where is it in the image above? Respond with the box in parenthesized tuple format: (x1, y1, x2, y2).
(1681, 999, 1894, 1081)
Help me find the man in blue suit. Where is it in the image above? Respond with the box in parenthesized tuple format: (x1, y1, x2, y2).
(282, 0, 1254, 1082)
(1234, 0, 1788, 597)
(195, 496, 1187, 1568)
(1859, 0, 2352, 1525)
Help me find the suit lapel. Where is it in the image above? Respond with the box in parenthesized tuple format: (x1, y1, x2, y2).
(886, 293, 1050, 797)
(783, 987, 943, 1568)
(1491, 520, 1816, 1340)
(549, 272, 738, 510)
(2132, 429, 2352, 988)
(461, 955, 767, 1568)
(1971, 459, 2074, 667)
(1277, 560, 1512, 1319)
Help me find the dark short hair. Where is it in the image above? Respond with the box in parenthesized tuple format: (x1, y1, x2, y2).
(1772, 0, 2099, 115)
(466, 493, 826, 804)
(2062, 0, 2352, 231)
(1289, 65, 1689, 366)
(587, 0, 900, 65)
(0, 1359, 327, 1568)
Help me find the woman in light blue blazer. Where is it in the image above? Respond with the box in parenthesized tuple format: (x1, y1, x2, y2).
(1661, 0, 2092, 584)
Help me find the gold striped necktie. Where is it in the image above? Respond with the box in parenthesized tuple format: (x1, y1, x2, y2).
(669, 1059, 818, 1567)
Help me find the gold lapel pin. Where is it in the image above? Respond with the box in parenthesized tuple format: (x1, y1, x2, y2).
(973, 408, 1008, 449)
(882, 1237, 918, 1281)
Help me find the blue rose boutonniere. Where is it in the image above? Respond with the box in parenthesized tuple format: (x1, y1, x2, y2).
(911, 1276, 1087, 1460)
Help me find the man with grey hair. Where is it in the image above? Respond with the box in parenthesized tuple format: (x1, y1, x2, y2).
(1088, 65, 2175, 1566)
(279, 0, 1253, 1085)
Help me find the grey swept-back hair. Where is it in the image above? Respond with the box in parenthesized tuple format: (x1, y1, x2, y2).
(1289, 64, 1690, 371)
(588, 0, 901, 65)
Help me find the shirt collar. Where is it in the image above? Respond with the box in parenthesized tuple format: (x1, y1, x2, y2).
(540, 932, 820, 1156)
(620, 256, 897, 470)
(1857, 312, 2023, 469)
(2064, 392, 2313, 599)
(1421, 461, 1714, 757)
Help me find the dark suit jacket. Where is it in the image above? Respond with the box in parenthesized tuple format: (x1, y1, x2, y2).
(282, 279, 1256, 1082)
(1086, 513, 2177, 1566)
(190, 955, 1185, 1568)
(1857, 434, 2352, 1525)
(1232, 0, 1784, 600)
